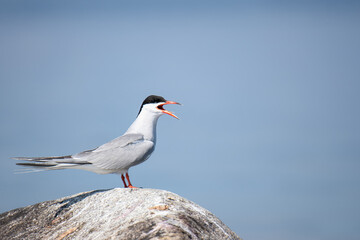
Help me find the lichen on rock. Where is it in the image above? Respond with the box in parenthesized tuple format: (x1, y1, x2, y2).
(0, 188, 241, 240)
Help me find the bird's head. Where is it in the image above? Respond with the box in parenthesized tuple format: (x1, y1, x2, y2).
(138, 95, 181, 119)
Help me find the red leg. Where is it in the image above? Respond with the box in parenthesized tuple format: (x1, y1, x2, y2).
(126, 172, 137, 188)
(121, 174, 128, 188)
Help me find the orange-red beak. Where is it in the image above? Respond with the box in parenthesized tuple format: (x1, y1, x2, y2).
(157, 101, 181, 119)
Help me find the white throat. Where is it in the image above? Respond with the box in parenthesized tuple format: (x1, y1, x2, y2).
(125, 108, 162, 142)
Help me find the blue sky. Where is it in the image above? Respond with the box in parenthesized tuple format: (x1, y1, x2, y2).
(1, 1, 359, 239)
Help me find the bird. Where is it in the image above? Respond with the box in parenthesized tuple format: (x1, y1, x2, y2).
(13, 95, 181, 188)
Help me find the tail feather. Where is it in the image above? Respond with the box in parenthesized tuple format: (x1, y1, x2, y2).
(12, 155, 91, 170)
(16, 162, 57, 167)
(14, 168, 49, 174)
(12, 155, 72, 161)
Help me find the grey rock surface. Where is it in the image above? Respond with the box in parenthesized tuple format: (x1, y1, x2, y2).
(0, 188, 241, 240)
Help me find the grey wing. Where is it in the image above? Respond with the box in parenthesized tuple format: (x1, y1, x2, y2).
(73, 133, 155, 171)
(95, 133, 145, 153)
(73, 133, 144, 158)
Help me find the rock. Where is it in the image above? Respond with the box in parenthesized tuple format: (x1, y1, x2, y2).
(0, 188, 241, 240)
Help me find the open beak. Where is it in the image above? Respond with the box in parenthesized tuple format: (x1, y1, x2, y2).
(157, 101, 181, 119)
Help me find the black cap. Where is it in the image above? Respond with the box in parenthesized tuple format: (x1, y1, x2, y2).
(138, 95, 166, 115)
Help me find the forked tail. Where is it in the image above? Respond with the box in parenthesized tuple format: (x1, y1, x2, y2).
(12, 155, 91, 171)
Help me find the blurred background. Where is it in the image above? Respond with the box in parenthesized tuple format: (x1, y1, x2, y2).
(0, 1, 359, 239)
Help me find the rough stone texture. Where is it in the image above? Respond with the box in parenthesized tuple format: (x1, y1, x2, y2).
(0, 188, 241, 240)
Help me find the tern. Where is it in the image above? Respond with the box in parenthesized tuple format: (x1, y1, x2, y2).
(13, 95, 181, 188)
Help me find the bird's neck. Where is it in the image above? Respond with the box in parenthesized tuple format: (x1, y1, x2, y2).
(125, 110, 161, 142)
